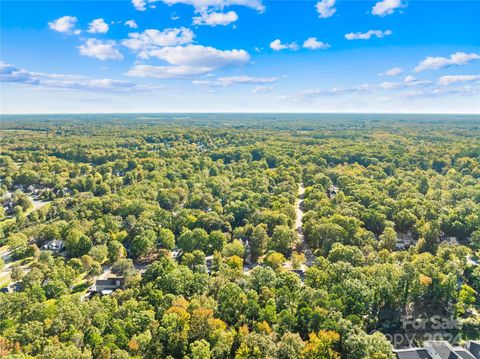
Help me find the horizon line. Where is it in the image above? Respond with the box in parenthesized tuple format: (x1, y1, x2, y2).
(1, 111, 480, 116)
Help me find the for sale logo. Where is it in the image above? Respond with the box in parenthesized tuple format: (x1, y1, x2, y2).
(372, 315, 463, 347)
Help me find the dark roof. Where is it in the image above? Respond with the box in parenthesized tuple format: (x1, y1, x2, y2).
(427, 341, 459, 359)
(466, 341, 480, 359)
(454, 348, 476, 359)
(395, 349, 431, 359)
(95, 277, 124, 286)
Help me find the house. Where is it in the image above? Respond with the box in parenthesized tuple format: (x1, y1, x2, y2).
(42, 240, 64, 252)
(439, 232, 459, 246)
(292, 269, 306, 281)
(395, 348, 431, 359)
(32, 188, 45, 196)
(238, 236, 252, 264)
(452, 348, 476, 359)
(54, 187, 73, 197)
(394, 341, 479, 359)
(205, 255, 214, 273)
(326, 185, 339, 199)
(3, 200, 16, 215)
(0, 283, 22, 294)
(466, 342, 480, 358)
(82, 290, 96, 301)
(94, 277, 125, 295)
(171, 248, 182, 261)
(396, 232, 416, 250)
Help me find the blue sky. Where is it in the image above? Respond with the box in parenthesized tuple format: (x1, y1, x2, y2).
(1, 0, 479, 113)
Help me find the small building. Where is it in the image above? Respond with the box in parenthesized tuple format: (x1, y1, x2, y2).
(326, 185, 339, 199)
(42, 240, 64, 252)
(95, 277, 125, 295)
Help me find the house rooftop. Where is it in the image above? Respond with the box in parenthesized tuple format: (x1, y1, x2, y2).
(394, 341, 479, 359)
(427, 341, 459, 359)
(453, 347, 476, 359)
(466, 341, 480, 358)
(95, 277, 124, 286)
(395, 348, 432, 359)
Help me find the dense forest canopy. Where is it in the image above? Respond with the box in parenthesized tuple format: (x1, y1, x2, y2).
(0, 114, 479, 358)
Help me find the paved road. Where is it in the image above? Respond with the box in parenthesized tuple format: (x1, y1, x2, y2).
(0, 247, 31, 287)
(295, 183, 315, 267)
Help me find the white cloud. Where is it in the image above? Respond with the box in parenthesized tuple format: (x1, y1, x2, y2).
(372, 0, 406, 16)
(193, 75, 278, 87)
(252, 86, 272, 93)
(133, 0, 265, 12)
(403, 75, 417, 83)
(414, 52, 480, 72)
(378, 81, 400, 90)
(78, 39, 123, 60)
(127, 44, 250, 78)
(303, 37, 330, 50)
(280, 75, 434, 102)
(126, 64, 211, 78)
(380, 67, 403, 76)
(270, 39, 298, 51)
(1, 62, 149, 93)
(315, 0, 336, 18)
(193, 11, 238, 26)
(438, 75, 480, 86)
(345, 29, 392, 40)
(125, 20, 138, 29)
(132, 0, 148, 11)
(48, 16, 81, 35)
(87, 18, 109, 33)
(122, 27, 194, 53)
(1, 62, 40, 84)
(379, 76, 431, 89)
(145, 44, 250, 66)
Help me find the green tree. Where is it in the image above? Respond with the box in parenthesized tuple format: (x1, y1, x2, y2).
(10, 263, 24, 282)
(250, 224, 269, 261)
(207, 230, 227, 255)
(277, 332, 305, 359)
(378, 227, 397, 251)
(159, 228, 176, 250)
(131, 229, 157, 259)
(7, 232, 29, 259)
(190, 339, 211, 359)
(222, 239, 245, 258)
(65, 228, 93, 257)
(271, 225, 297, 256)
